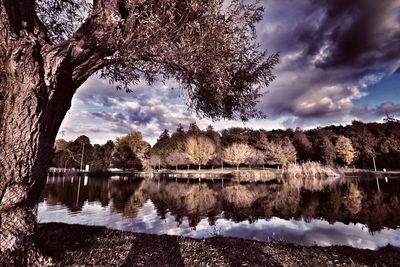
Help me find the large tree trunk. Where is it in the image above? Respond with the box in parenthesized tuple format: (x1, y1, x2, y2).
(0, 80, 55, 265)
(0, 1, 107, 263)
(0, 11, 75, 266)
(0, 43, 74, 265)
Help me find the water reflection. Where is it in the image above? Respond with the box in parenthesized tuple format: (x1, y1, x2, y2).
(38, 175, 400, 249)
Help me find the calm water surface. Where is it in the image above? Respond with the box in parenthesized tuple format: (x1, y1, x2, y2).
(37, 174, 400, 250)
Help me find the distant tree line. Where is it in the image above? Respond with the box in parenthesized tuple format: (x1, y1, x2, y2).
(150, 120, 400, 170)
(51, 120, 400, 171)
(52, 131, 150, 171)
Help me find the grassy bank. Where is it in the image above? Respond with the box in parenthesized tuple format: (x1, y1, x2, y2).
(155, 162, 346, 183)
(156, 168, 280, 183)
(286, 162, 344, 178)
(37, 223, 400, 267)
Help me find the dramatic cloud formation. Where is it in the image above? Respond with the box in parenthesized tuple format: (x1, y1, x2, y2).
(258, 0, 400, 127)
(59, 0, 400, 144)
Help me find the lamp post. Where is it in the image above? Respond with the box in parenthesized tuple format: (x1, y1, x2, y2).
(80, 143, 85, 171)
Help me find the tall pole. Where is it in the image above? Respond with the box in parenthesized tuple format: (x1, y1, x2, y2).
(80, 143, 85, 171)
(76, 176, 82, 206)
(373, 157, 380, 192)
(376, 176, 381, 192)
(373, 157, 377, 172)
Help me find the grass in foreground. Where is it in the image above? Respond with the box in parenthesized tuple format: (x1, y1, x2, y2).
(37, 223, 400, 267)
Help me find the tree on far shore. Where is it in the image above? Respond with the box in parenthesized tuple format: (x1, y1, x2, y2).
(246, 148, 265, 169)
(223, 143, 253, 170)
(186, 136, 216, 170)
(111, 141, 141, 170)
(265, 138, 296, 168)
(149, 155, 161, 171)
(117, 131, 151, 170)
(151, 129, 173, 164)
(314, 134, 336, 165)
(335, 136, 356, 166)
(166, 151, 191, 171)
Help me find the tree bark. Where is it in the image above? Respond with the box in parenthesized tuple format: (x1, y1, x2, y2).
(0, 2, 92, 265)
(0, 62, 62, 266)
(0, 36, 78, 264)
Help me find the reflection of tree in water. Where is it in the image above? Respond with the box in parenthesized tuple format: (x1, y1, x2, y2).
(40, 176, 147, 217)
(41, 175, 400, 232)
(344, 183, 362, 215)
(222, 177, 400, 231)
(285, 174, 348, 192)
(40, 176, 110, 212)
(360, 184, 400, 232)
(223, 184, 268, 222)
(145, 181, 222, 227)
(272, 183, 301, 218)
(109, 179, 147, 218)
(223, 185, 258, 208)
(247, 183, 301, 221)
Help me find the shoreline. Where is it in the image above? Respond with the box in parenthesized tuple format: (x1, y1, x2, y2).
(37, 223, 400, 266)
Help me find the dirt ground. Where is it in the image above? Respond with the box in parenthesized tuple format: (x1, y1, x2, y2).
(37, 223, 400, 267)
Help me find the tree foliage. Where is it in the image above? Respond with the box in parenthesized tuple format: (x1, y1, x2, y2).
(35, 0, 92, 42)
(150, 129, 173, 164)
(111, 141, 140, 170)
(186, 135, 216, 169)
(52, 135, 93, 169)
(223, 143, 253, 170)
(116, 131, 151, 169)
(246, 148, 265, 168)
(265, 138, 296, 167)
(165, 151, 190, 170)
(293, 129, 313, 160)
(149, 155, 161, 170)
(51, 120, 400, 171)
(34, 0, 278, 120)
(335, 136, 355, 165)
(312, 131, 336, 165)
(170, 124, 187, 152)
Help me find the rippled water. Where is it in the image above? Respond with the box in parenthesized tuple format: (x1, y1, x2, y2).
(37, 174, 400, 250)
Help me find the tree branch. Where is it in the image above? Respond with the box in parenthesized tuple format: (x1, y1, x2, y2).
(37, 0, 277, 121)
(41, 0, 124, 91)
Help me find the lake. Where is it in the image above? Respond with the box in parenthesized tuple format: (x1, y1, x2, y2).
(37, 174, 400, 250)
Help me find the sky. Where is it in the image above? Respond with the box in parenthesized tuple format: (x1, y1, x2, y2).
(58, 0, 400, 145)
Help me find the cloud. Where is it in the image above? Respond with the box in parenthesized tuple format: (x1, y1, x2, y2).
(351, 101, 400, 121)
(38, 198, 400, 250)
(59, 1, 400, 143)
(59, 76, 211, 144)
(258, 0, 400, 126)
(304, 0, 400, 70)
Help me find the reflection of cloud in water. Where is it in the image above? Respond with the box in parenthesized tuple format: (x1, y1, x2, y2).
(215, 218, 400, 249)
(38, 201, 124, 229)
(38, 200, 400, 250)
